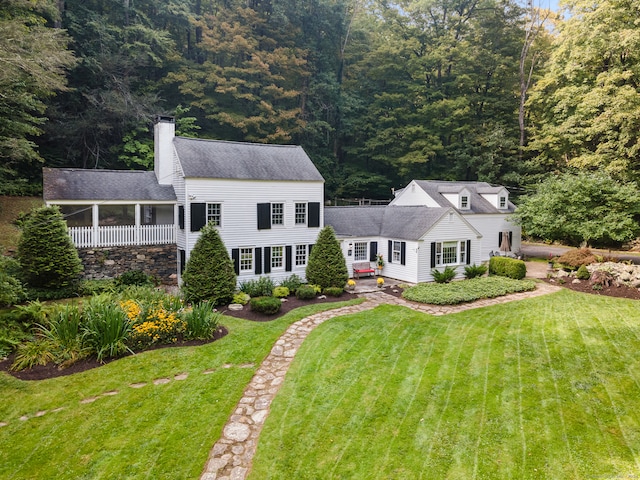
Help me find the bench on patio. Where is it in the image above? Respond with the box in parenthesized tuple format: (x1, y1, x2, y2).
(352, 261, 375, 279)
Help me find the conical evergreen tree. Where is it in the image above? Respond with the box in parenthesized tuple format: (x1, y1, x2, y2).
(306, 226, 348, 289)
(17, 206, 83, 290)
(181, 223, 236, 305)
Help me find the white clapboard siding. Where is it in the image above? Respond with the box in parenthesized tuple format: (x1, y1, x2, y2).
(464, 214, 521, 261)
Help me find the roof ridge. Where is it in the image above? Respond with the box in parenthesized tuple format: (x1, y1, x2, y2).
(174, 136, 300, 148)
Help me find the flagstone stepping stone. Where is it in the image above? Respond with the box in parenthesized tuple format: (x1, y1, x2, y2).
(102, 390, 119, 396)
(239, 363, 254, 368)
(34, 411, 47, 417)
(80, 397, 98, 404)
(129, 382, 147, 388)
(0, 422, 8, 427)
(19, 416, 28, 421)
(174, 373, 188, 381)
(203, 369, 216, 375)
(51, 407, 65, 413)
(153, 378, 171, 385)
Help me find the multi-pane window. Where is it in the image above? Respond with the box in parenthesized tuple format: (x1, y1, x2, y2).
(460, 195, 469, 209)
(354, 242, 367, 261)
(499, 196, 507, 209)
(436, 241, 465, 265)
(295, 202, 307, 225)
(392, 241, 402, 263)
(271, 203, 284, 225)
(240, 248, 253, 272)
(271, 246, 284, 269)
(207, 203, 221, 226)
(295, 244, 307, 266)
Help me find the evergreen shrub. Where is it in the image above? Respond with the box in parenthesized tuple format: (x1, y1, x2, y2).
(240, 276, 276, 297)
(279, 274, 304, 292)
(323, 287, 343, 297)
(431, 266, 457, 283)
(250, 296, 282, 315)
(116, 270, 155, 287)
(272, 286, 290, 298)
(305, 226, 348, 289)
(576, 265, 591, 280)
(489, 256, 527, 280)
(464, 264, 487, 279)
(181, 224, 236, 305)
(17, 206, 83, 291)
(296, 285, 317, 300)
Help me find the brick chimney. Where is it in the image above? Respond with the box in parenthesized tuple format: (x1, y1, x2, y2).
(154, 115, 175, 185)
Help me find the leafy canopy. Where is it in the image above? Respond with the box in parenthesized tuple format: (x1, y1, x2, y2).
(514, 172, 640, 247)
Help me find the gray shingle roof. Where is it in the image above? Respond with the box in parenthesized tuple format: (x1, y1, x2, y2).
(43, 168, 177, 202)
(413, 180, 516, 214)
(174, 137, 324, 181)
(325, 206, 453, 241)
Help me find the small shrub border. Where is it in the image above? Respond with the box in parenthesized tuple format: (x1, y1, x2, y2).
(250, 296, 282, 315)
(402, 276, 536, 305)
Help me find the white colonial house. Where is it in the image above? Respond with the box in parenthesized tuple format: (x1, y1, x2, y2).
(43, 116, 520, 285)
(43, 116, 324, 284)
(323, 180, 521, 283)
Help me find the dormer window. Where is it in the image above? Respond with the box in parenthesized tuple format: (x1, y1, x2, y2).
(499, 196, 507, 209)
(460, 195, 469, 209)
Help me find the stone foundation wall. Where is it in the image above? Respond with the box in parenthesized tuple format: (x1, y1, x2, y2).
(78, 245, 178, 285)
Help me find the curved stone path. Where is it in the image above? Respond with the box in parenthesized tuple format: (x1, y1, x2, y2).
(200, 282, 560, 480)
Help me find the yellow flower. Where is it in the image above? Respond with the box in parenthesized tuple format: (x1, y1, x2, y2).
(347, 279, 356, 286)
(377, 277, 384, 286)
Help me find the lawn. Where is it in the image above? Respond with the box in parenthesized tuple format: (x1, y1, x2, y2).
(0, 300, 361, 479)
(0, 196, 42, 254)
(250, 289, 640, 479)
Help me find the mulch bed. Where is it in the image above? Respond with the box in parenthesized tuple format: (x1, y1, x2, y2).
(8, 280, 631, 382)
(543, 277, 640, 300)
(0, 292, 368, 382)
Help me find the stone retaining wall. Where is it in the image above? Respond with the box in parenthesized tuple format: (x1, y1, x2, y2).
(78, 245, 177, 285)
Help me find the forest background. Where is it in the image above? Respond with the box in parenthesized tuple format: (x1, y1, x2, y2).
(2, 0, 639, 209)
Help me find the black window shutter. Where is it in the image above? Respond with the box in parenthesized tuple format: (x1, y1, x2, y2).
(257, 203, 271, 230)
(190, 203, 206, 232)
(466, 240, 471, 265)
(231, 248, 240, 275)
(400, 242, 406, 265)
(308, 244, 314, 256)
(498, 231, 503, 246)
(509, 231, 513, 246)
(264, 247, 271, 274)
(431, 242, 436, 268)
(285, 246, 292, 271)
(369, 241, 378, 261)
(308, 202, 320, 228)
(178, 206, 185, 230)
(255, 248, 262, 274)
(388, 240, 393, 263)
(179, 249, 186, 274)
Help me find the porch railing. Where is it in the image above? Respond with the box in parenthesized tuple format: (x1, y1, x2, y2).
(68, 224, 176, 248)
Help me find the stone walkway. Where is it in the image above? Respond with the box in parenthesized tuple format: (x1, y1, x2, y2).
(200, 281, 561, 480)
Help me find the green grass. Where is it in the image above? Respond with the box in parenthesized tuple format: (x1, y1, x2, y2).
(0, 196, 43, 254)
(250, 289, 640, 479)
(0, 299, 361, 479)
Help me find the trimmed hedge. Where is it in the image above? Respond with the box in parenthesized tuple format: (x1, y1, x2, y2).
(489, 256, 527, 280)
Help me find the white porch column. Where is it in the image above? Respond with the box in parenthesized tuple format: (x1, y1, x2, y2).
(135, 203, 141, 245)
(91, 204, 99, 247)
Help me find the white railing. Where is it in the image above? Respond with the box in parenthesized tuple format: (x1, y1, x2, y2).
(68, 224, 176, 248)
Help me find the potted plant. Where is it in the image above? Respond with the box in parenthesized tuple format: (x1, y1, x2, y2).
(377, 277, 385, 288)
(347, 279, 356, 291)
(376, 253, 385, 273)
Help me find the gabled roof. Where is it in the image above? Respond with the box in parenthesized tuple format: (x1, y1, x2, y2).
(413, 180, 515, 214)
(325, 205, 471, 241)
(43, 168, 176, 202)
(173, 137, 324, 181)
